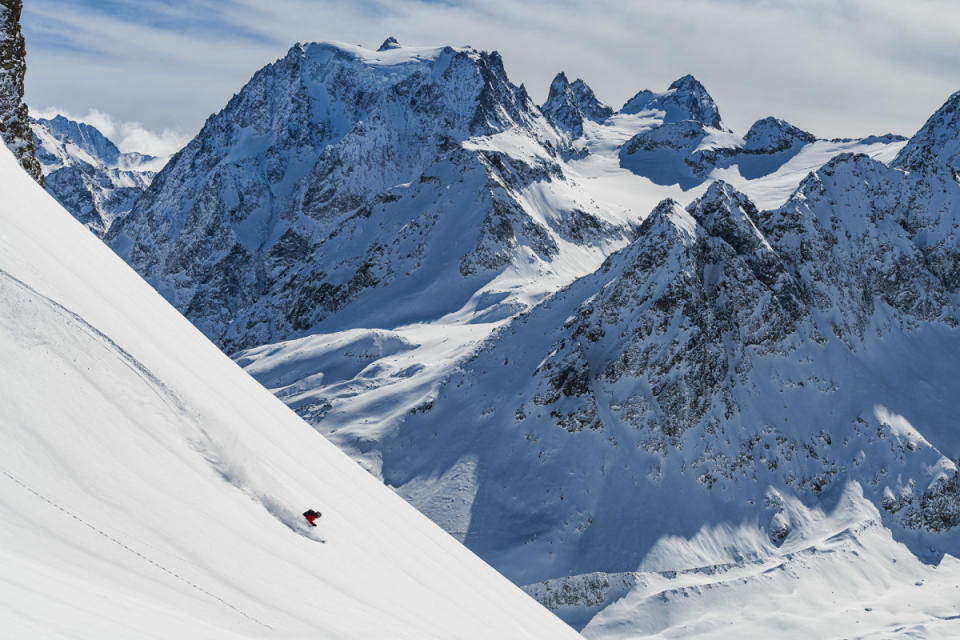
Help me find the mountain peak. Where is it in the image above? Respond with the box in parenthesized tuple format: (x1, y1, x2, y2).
(110, 38, 559, 349)
(743, 116, 816, 152)
(639, 197, 698, 243)
(620, 74, 723, 128)
(547, 71, 571, 96)
(541, 72, 611, 136)
(688, 180, 767, 254)
(377, 36, 401, 51)
(569, 77, 612, 122)
(894, 89, 960, 173)
(668, 73, 703, 91)
(35, 114, 121, 165)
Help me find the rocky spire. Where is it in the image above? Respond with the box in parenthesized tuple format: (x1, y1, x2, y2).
(0, 0, 42, 185)
(569, 78, 612, 122)
(541, 72, 612, 137)
(541, 72, 583, 136)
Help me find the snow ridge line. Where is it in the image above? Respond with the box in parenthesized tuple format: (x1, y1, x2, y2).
(0, 269, 192, 418)
(1, 466, 275, 630)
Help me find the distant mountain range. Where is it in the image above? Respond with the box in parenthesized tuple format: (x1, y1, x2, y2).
(30, 115, 161, 236)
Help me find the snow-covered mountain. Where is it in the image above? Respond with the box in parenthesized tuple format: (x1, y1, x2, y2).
(387, 171, 960, 574)
(363, 89, 960, 629)
(107, 39, 632, 352)
(0, 141, 581, 638)
(0, 0, 41, 184)
(614, 76, 907, 191)
(31, 115, 160, 236)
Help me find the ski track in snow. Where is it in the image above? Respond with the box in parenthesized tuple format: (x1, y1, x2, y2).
(0, 268, 323, 547)
(0, 466, 275, 630)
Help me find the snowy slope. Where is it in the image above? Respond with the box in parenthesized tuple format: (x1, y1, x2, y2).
(0, 146, 580, 639)
(31, 115, 159, 236)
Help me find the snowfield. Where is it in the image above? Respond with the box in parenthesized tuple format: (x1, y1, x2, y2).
(0, 146, 580, 639)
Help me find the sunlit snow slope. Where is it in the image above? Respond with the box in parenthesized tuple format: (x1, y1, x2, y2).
(0, 146, 580, 639)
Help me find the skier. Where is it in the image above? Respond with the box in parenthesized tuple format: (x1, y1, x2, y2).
(302, 509, 322, 527)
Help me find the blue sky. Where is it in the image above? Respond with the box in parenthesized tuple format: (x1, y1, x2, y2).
(21, 0, 960, 156)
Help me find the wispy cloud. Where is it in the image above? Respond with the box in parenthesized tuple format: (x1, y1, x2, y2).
(20, 0, 960, 145)
(31, 107, 190, 158)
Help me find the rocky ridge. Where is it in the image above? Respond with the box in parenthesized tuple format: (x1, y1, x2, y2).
(0, 0, 41, 184)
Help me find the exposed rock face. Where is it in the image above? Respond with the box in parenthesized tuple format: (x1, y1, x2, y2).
(109, 42, 627, 351)
(762, 153, 957, 338)
(540, 72, 612, 137)
(570, 79, 613, 122)
(895, 90, 960, 174)
(0, 0, 41, 184)
(31, 115, 158, 236)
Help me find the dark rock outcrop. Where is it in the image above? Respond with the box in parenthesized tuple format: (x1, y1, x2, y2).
(0, 0, 41, 184)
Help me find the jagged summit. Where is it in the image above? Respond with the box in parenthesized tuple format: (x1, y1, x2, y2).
(546, 71, 572, 97)
(894, 89, 960, 173)
(689, 179, 769, 253)
(568, 78, 612, 121)
(550, 71, 570, 88)
(541, 72, 581, 135)
(620, 73, 723, 129)
(377, 36, 401, 51)
(541, 72, 612, 137)
(36, 114, 123, 165)
(30, 114, 158, 237)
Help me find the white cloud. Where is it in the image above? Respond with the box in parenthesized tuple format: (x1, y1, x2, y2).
(30, 106, 190, 158)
